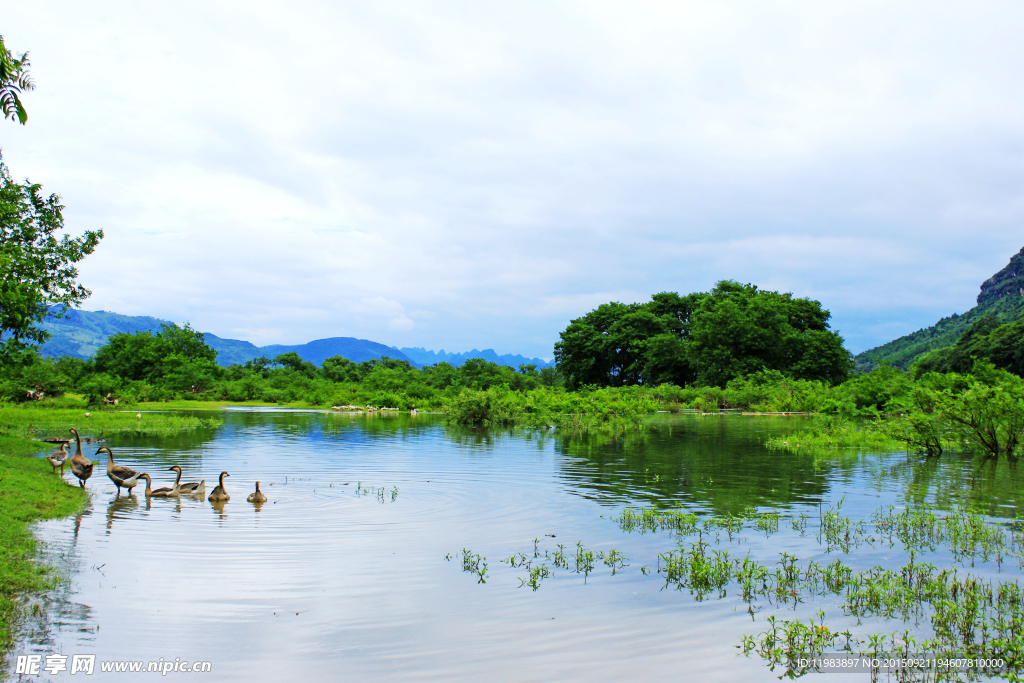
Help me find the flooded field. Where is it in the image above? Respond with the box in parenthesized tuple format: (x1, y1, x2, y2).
(8, 410, 1024, 682)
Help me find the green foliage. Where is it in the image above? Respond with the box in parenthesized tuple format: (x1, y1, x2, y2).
(0, 35, 33, 125)
(0, 158, 102, 362)
(688, 281, 851, 387)
(441, 385, 657, 432)
(553, 296, 698, 389)
(722, 370, 833, 412)
(934, 362, 1024, 459)
(554, 281, 850, 390)
(768, 360, 1024, 460)
(93, 323, 217, 381)
(916, 314, 1024, 377)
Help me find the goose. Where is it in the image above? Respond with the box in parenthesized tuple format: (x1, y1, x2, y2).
(246, 481, 267, 504)
(99, 446, 142, 495)
(168, 465, 205, 496)
(47, 442, 69, 475)
(139, 472, 179, 498)
(68, 428, 94, 487)
(208, 471, 230, 502)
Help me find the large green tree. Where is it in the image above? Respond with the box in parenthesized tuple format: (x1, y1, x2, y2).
(554, 281, 850, 389)
(0, 160, 103, 362)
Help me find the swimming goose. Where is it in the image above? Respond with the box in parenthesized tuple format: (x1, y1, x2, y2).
(47, 442, 69, 475)
(247, 481, 267, 504)
(168, 465, 205, 496)
(208, 471, 230, 502)
(100, 446, 142, 495)
(139, 472, 179, 498)
(68, 428, 94, 487)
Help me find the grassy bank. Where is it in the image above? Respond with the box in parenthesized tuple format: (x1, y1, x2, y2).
(0, 435, 86, 652)
(0, 405, 223, 440)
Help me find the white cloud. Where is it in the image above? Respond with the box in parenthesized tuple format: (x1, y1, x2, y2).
(3, 0, 1023, 355)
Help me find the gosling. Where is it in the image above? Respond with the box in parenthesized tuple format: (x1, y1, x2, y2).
(247, 481, 268, 504)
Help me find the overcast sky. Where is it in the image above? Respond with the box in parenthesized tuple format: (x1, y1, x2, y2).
(4, 1, 1023, 359)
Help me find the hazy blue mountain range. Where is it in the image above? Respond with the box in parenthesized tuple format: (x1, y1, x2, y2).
(855, 246, 1024, 371)
(395, 346, 553, 369)
(37, 308, 547, 370)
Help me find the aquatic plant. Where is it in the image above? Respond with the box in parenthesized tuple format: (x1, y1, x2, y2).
(615, 506, 700, 535)
(819, 499, 868, 553)
(739, 611, 853, 677)
(873, 505, 1013, 565)
(460, 549, 487, 583)
(353, 482, 399, 503)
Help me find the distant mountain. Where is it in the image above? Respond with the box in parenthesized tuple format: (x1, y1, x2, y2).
(37, 308, 554, 370)
(226, 337, 419, 368)
(855, 246, 1024, 371)
(396, 346, 553, 369)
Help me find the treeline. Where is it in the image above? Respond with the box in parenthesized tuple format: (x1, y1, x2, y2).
(0, 323, 560, 409)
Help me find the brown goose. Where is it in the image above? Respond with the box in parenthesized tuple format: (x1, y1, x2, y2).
(246, 481, 267, 504)
(208, 471, 230, 502)
(68, 428, 94, 487)
(100, 446, 142, 495)
(139, 472, 179, 498)
(168, 465, 205, 496)
(47, 442, 69, 475)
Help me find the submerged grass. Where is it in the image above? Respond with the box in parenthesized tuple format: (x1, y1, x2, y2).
(457, 502, 1024, 679)
(0, 435, 86, 654)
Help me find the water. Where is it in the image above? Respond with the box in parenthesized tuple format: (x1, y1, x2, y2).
(8, 411, 1024, 682)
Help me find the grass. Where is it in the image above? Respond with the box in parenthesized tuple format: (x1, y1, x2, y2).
(0, 404, 223, 440)
(0, 435, 87, 653)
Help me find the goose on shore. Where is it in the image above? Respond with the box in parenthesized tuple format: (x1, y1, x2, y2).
(47, 442, 69, 475)
(247, 481, 267, 504)
(168, 465, 205, 496)
(139, 472, 179, 498)
(68, 428, 93, 487)
(208, 471, 230, 502)
(100, 446, 142, 495)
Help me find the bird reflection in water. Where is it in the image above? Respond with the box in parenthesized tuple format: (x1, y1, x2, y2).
(105, 495, 138, 533)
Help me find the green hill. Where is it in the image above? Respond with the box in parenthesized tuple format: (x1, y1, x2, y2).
(855, 247, 1024, 371)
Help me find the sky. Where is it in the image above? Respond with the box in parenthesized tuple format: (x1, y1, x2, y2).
(4, 1, 1024, 359)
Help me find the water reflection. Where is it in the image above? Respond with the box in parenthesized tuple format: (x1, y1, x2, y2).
(104, 495, 137, 532)
(554, 416, 836, 512)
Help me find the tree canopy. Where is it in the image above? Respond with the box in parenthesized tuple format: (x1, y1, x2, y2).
(554, 281, 851, 389)
(92, 323, 219, 393)
(0, 159, 103, 362)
